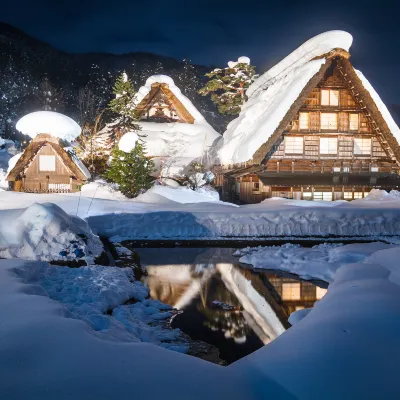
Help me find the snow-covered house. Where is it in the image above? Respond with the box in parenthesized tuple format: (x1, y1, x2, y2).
(105, 75, 220, 177)
(218, 31, 400, 203)
(7, 111, 90, 193)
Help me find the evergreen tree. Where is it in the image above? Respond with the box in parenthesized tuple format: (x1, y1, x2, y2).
(105, 72, 154, 197)
(199, 57, 257, 115)
(108, 72, 139, 132)
(105, 142, 154, 198)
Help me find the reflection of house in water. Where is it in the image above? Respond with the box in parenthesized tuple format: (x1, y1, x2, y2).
(143, 263, 327, 356)
(265, 273, 327, 316)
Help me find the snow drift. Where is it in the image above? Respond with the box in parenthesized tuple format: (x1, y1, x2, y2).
(0, 202, 103, 262)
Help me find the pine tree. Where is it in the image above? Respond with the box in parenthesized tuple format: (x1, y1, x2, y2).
(105, 72, 154, 197)
(105, 142, 154, 198)
(199, 57, 257, 115)
(108, 72, 139, 132)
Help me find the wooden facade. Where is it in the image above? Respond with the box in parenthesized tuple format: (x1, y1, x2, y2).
(135, 82, 195, 124)
(220, 54, 400, 203)
(7, 134, 89, 193)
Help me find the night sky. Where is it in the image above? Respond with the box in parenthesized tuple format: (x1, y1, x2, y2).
(2, 0, 399, 104)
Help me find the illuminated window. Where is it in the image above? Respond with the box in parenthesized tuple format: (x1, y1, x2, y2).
(321, 89, 339, 106)
(321, 113, 338, 130)
(353, 192, 363, 199)
(299, 112, 309, 130)
(350, 113, 359, 131)
(316, 287, 328, 299)
(354, 138, 371, 155)
(39, 155, 56, 171)
(343, 192, 353, 200)
(285, 137, 303, 154)
(313, 192, 333, 201)
(282, 283, 301, 300)
(303, 192, 312, 200)
(295, 306, 305, 311)
(333, 167, 341, 172)
(371, 166, 379, 172)
(343, 166, 350, 173)
(320, 138, 338, 154)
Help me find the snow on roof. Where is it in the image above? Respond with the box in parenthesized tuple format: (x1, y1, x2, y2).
(247, 31, 353, 98)
(355, 69, 400, 143)
(134, 75, 210, 126)
(218, 31, 357, 164)
(16, 111, 81, 142)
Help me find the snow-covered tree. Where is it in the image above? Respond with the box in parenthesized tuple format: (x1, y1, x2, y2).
(105, 142, 154, 198)
(199, 57, 257, 115)
(183, 162, 215, 190)
(75, 112, 108, 174)
(108, 72, 139, 133)
(35, 77, 64, 111)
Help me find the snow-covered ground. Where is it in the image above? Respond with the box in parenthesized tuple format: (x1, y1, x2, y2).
(231, 244, 400, 399)
(0, 187, 400, 241)
(1, 242, 400, 398)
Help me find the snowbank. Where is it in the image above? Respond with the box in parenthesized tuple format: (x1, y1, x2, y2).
(2, 243, 400, 398)
(231, 245, 400, 399)
(0, 202, 103, 262)
(135, 185, 223, 205)
(0, 260, 283, 399)
(16, 111, 81, 142)
(236, 242, 393, 282)
(79, 180, 127, 201)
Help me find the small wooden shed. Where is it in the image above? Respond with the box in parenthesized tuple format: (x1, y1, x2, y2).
(7, 134, 90, 193)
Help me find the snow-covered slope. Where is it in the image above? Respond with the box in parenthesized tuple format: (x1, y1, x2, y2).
(218, 31, 356, 164)
(16, 111, 81, 142)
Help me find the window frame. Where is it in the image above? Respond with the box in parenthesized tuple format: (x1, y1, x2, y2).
(299, 112, 310, 130)
(349, 113, 360, 131)
(321, 89, 340, 106)
(39, 155, 56, 172)
(285, 136, 304, 155)
(354, 137, 372, 156)
(319, 137, 338, 155)
(320, 113, 338, 131)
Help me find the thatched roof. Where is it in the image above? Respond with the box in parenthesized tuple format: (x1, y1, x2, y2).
(135, 82, 195, 124)
(7, 134, 89, 182)
(251, 55, 400, 165)
(218, 31, 400, 166)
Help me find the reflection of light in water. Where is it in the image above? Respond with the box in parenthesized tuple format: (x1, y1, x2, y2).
(144, 263, 286, 345)
(216, 264, 285, 344)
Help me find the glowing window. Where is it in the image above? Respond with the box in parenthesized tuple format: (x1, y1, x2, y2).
(320, 138, 338, 154)
(282, 283, 301, 300)
(316, 287, 328, 299)
(353, 192, 363, 199)
(350, 113, 359, 131)
(321, 113, 338, 130)
(39, 155, 56, 171)
(321, 89, 339, 106)
(285, 137, 304, 154)
(299, 112, 309, 130)
(354, 138, 371, 155)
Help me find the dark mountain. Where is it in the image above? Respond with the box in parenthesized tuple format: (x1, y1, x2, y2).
(0, 22, 224, 141)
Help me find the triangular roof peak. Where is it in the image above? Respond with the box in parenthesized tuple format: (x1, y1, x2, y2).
(7, 134, 90, 182)
(134, 75, 210, 125)
(219, 31, 400, 166)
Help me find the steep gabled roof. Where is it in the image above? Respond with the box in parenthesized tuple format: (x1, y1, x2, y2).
(7, 134, 90, 182)
(135, 82, 195, 124)
(218, 31, 400, 166)
(134, 75, 209, 125)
